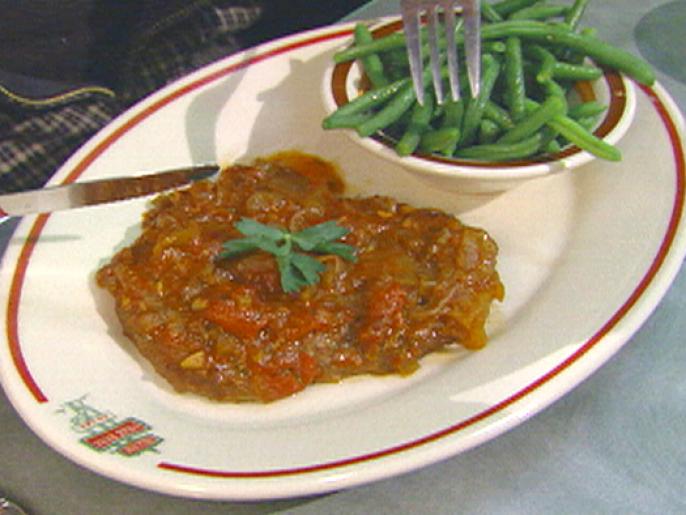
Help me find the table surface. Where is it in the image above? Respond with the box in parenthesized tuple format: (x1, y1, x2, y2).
(2, 1, 685, 513)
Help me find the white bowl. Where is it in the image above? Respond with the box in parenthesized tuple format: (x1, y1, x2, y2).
(323, 19, 637, 195)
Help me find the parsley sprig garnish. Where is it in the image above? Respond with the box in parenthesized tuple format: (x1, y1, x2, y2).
(218, 217, 357, 293)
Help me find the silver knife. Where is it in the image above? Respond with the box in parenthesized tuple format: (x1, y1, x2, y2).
(0, 164, 219, 217)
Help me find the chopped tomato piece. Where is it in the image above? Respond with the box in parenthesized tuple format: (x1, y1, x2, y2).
(358, 281, 408, 355)
(247, 349, 321, 401)
(203, 295, 267, 340)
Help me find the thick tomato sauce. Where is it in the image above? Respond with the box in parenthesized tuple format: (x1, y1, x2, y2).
(97, 152, 504, 402)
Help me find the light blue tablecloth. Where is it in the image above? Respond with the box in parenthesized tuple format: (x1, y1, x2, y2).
(1, 1, 684, 513)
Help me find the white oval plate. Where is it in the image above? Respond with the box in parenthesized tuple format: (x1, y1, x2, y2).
(0, 21, 685, 501)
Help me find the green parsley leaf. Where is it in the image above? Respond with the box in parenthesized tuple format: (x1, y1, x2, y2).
(234, 217, 285, 240)
(218, 235, 285, 259)
(311, 241, 357, 262)
(218, 236, 264, 258)
(217, 217, 357, 293)
(291, 253, 326, 284)
(276, 254, 308, 293)
(292, 221, 350, 251)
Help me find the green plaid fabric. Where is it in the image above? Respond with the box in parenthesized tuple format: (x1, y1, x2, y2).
(0, 0, 263, 193)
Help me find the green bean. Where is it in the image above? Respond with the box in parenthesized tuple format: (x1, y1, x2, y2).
(456, 133, 543, 161)
(354, 23, 388, 88)
(525, 98, 621, 161)
(525, 44, 557, 83)
(552, 116, 620, 160)
(355, 82, 416, 137)
(551, 62, 603, 82)
(539, 125, 560, 150)
(574, 115, 602, 132)
(526, 76, 569, 117)
(564, 0, 590, 29)
(580, 27, 597, 39)
(509, 5, 570, 21)
(544, 137, 562, 154)
(563, 25, 596, 64)
(479, 119, 502, 144)
(484, 101, 515, 130)
(334, 32, 405, 63)
(480, 20, 656, 85)
(500, 97, 566, 153)
(396, 93, 435, 156)
(442, 98, 465, 129)
(323, 77, 408, 125)
(460, 54, 502, 147)
(484, 41, 508, 54)
(386, 108, 414, 138)
(321, 112, 371, 129)
(540, 78, 568, 103)
(567, 100, 607, 120)
(504, 36, 527, 121)
(482, 2, 504, 23)
(498, 94, 566, 143)
(420, 127, 461, 155)
(382, 46, 409, 64)
(492, 0, 542, 17)
(323, 5, 652, 164)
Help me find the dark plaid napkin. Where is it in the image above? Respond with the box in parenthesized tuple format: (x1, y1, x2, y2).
(0, 0, 264, 193)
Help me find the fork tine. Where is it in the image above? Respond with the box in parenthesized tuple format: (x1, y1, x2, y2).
(442, 0, 461, 101)
(425, 3, 445, 104)
(461, 0, 482, 97)
(402, 0, 481, 104)
(400, 0, 425, 105)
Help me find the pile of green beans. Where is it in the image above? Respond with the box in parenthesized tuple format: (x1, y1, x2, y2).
(323, 0, 655, 163)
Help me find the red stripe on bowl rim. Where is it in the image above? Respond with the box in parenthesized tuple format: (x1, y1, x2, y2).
(2, 25, 683, 483)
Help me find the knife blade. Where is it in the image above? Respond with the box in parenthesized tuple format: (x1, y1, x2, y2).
(0, 164, 219, 217)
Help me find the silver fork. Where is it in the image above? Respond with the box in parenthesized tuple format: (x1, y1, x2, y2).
(400, 0, 481, 105)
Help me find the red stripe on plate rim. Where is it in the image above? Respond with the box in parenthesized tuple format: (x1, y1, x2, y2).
(3, 26, 684, 480)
